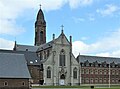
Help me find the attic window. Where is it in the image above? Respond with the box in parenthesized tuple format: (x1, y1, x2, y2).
(30, 61, 33, 64)
(35, 60, 38, 62)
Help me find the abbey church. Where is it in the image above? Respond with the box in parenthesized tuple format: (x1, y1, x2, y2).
(0, 7, 120, 88)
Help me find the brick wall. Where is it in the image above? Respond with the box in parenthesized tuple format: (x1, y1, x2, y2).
(0, 78, 30, 89)
(28, 65, 43, 84)
(81, 67, 120, 84)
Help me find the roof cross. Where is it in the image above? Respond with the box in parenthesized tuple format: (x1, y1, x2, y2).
(39, 4, 42, 9)
(61, 25, 64, 30)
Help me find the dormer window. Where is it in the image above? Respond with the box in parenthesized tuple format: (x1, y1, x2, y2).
(85, 60, 89, 67)
(30, 61, 33, 64)
(26, 49, 28, 51)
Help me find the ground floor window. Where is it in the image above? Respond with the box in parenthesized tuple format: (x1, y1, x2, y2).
(95, 78, 98, 83)
(4, 81, 8, 86)
(22, 81, 25, 86)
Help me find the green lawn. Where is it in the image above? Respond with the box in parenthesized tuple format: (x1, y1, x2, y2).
(32, 85, 120, 89)
(95, 87, 120, 89)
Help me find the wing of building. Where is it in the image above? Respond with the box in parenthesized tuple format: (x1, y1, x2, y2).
(0, 53, 31, 89)
(0, 6, 120, 87)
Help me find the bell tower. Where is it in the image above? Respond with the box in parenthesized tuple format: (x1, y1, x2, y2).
(35, 5, 46, 46)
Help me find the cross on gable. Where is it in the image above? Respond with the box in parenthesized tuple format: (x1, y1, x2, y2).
(61, 25, 64, 30)
(39, 4, 42, 9)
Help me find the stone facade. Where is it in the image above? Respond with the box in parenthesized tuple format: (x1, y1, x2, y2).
(37, 32, 80, 86)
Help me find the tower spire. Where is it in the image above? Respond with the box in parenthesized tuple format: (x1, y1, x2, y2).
(34, 6, 46, 46)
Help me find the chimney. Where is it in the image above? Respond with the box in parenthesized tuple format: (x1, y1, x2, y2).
(70, 36, 72, 46)
(53, 34, 55, 40)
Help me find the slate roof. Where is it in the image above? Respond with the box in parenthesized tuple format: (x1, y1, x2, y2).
(16, 44, 39, 52)
(0, 53, 31, 78)
(77, 55, 120, 64)
(37, 41, 53, 52)
(0, 49, 40, 65)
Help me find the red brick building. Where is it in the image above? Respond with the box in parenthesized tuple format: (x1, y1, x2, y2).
(77, 55, 120, 85)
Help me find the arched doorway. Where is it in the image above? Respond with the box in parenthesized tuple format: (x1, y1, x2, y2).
(60, 74, 65, 79)
(59, 74, 65, 85)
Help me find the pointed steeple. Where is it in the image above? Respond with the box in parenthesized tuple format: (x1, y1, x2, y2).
(34, 5, 46, 46)
(36, 6, 45, 23)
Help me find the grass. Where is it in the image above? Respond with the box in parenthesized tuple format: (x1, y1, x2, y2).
(32, 85, 120, 89)
(33, 85, 89, 88)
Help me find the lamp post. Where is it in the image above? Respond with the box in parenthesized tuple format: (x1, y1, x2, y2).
(109, 63, 110, 88)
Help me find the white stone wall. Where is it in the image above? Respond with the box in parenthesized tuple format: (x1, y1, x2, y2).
(43, 33, 80, 86)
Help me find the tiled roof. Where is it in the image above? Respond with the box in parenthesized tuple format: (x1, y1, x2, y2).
(16, 44, 39, 52)
(77, 55, 120, 64)
(0, 50, 40, 65)
(37, 41, 53, 52)
(0, 53, 31, 78)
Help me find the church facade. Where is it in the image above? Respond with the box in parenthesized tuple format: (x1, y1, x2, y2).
(33, 7, 80, 85)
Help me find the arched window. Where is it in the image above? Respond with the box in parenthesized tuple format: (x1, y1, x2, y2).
(4, 81, 8, 86)
(59, 49, 65, 66)
(73, 67, 77, 79)
(22, 81, 25, 86)
(47, 66, 51, 78)
(40, 31, 43, 42)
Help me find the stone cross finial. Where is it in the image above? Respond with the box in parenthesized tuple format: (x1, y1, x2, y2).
(61, 25, 64, 30)
(39, 4, 42, 9)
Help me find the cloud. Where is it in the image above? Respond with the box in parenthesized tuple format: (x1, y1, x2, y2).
(96, 4, 120, 16)
(0, 0, 94, 36)
(0, 20, 25, 36)
(0, 0, 68, 36)
(73, 28, 120, 57)
(0, 38, 14, 50)
(73, 17, 85, 23)
(81, 37, 89, 40)
(68, 0, 93, 9)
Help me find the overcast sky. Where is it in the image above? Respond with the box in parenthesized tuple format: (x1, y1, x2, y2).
(0, 0, 120, 57)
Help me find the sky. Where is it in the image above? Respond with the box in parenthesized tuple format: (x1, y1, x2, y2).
(0, 0, 120, 57)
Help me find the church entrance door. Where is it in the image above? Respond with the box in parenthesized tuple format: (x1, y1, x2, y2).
(59, 74, 65, 85)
